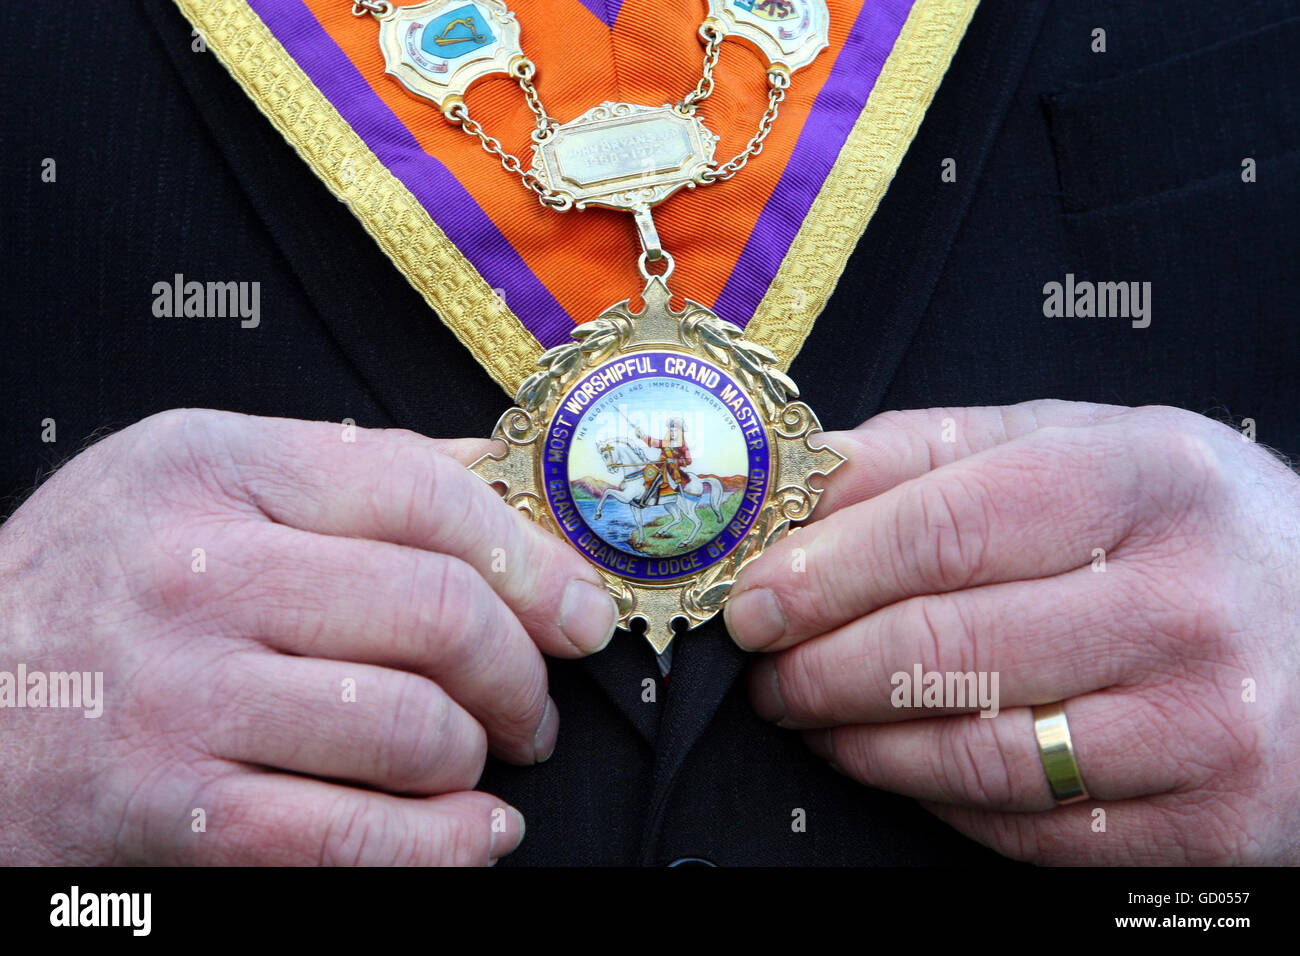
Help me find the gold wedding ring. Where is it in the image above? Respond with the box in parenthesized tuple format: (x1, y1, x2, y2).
(1032, 702, 1089, 805)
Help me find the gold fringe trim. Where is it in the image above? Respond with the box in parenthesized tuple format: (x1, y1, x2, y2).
(746, 0, 979, 370)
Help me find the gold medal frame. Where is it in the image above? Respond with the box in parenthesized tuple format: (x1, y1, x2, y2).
(471, 273, 844, 653)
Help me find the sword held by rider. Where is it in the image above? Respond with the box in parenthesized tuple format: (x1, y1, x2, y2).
(615, 410, 691, 508)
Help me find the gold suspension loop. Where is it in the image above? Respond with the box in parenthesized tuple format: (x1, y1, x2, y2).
(637, 249, 676, 283)
(634, 206, 664, 262)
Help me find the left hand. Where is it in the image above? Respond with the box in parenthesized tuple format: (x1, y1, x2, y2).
(725, 401, 1300, 864)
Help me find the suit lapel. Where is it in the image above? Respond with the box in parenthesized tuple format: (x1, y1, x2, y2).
(639, 621, 747, 863)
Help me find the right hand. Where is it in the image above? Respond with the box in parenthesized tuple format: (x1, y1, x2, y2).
(0, 409, 618, 865)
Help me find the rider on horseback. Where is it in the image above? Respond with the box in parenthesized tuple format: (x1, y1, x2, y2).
(633, 417, 690, 508)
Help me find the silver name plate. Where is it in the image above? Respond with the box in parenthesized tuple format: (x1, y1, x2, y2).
(531, 103, 719, 212)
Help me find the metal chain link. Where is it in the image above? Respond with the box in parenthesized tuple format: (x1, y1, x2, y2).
(677, 24, 723, 114)
(353, 4, 795, 203)
(513, 59, 557, 140)
(446, 102, 573, 209)
(351, 0, 392, 17)
(702, 72, 789, 183)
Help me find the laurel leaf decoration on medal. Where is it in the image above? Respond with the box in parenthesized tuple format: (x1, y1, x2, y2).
(471, 276, 845, 654)
(513, 312, 633, 412)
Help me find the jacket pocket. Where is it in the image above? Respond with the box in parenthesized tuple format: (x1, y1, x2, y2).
(1043, 16, 1300, 213)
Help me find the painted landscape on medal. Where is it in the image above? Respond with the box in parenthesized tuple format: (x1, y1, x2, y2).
(572, 474, 746, 556)
(567, 376, 755, 558)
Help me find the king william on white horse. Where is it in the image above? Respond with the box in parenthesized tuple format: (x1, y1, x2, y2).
(593, 417, 726, 549)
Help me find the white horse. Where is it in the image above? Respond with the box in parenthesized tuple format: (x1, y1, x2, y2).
(593, 437, 726, 548)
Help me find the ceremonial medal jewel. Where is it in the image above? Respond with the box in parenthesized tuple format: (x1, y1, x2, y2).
(471, 265, 844, 653)
(354, 0, 841, 651)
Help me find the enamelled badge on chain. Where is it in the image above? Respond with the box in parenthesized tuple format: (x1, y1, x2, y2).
(358, 0, 844, 652)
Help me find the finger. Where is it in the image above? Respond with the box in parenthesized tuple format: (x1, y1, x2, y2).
(811, 689, 1227, 812)
(728, 416, 1195, 650)
(923, 794, 1250, 865)
(187, 774, 523, 866)
(747, 566, 1163, 728)
(204, 651, 488, 796)
(198, 521, 556, 765)
(811, 401, 1132, 518)
(429, 436, 500, 467)
(201, 413, 617, 657)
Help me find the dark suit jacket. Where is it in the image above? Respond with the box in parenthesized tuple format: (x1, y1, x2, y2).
(2, 0, 1297, 865)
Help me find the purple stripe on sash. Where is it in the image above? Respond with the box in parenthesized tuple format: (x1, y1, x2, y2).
(715, 0, 915, 329)
(247, 0, 575, 348)
(577, 0, 624, 28)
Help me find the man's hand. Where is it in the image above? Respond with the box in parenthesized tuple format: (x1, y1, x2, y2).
(0, 409, 618, 865)
(726, 400, 1300, 864)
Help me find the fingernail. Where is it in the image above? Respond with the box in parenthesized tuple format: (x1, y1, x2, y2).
(749, 657, 786, 724)
(809, 430, 847, 451)
(533, 696, 559, 764)
(490, 807, 526, 862)
(560, 580, 618, 654)
(725, 587, 786, 650)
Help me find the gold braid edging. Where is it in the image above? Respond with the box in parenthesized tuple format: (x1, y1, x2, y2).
(746, 0, 980, 369)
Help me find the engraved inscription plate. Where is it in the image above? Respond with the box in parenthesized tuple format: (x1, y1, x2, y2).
(531, 103, 719, 211)
(377, 0, 523, 111)
(705, 0, 830, 74)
